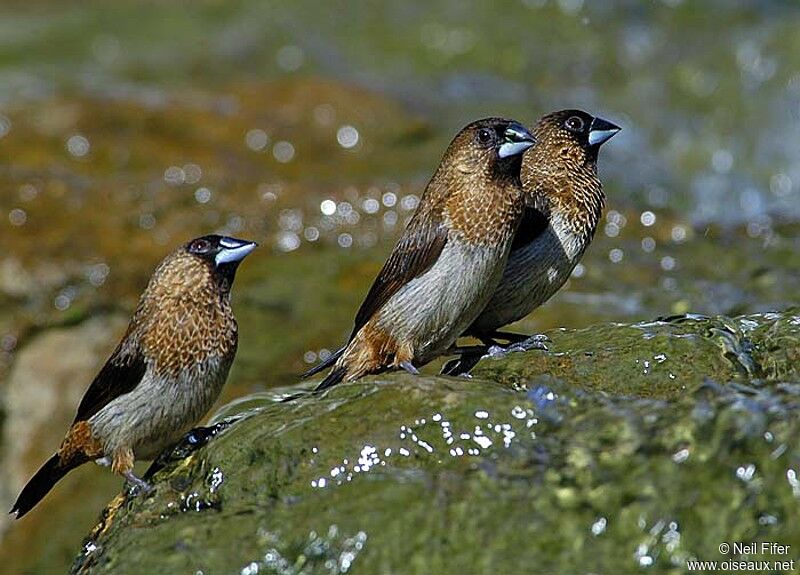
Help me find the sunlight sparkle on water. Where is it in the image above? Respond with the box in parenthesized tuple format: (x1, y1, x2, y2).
(246, 129, 269, 151)
(272, 141, 295, 163)
(337, 125, 359, 149)
(310, 407, 539, 491)
(66, 134, 90, 157)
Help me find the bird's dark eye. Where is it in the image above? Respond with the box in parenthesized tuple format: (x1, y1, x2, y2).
(477, 128, 492, 144)
(565, 116, 585, 132)
(189, 239, 212, 254)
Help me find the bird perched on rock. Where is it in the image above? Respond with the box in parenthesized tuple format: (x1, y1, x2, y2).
(443, 110, 619, 374)
(11, 235, 257, 518)
(305, 118, 536, 390)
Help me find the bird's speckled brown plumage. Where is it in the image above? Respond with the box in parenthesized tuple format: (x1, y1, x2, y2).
(138, 250, 239, 378)
(11, 234, 256, 518)
(467, 109, 619, 338)
(314, 118, 536, 389)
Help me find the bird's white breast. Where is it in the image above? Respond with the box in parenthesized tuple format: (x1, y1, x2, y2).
(470, 212, 590, 333)
(376, 235, 509, 363)
(88, 354, 233, 460)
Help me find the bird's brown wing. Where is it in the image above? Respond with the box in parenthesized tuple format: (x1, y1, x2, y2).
(510, 207, 549, 252)
(73, 339, 147, 423)
(350, 214, 449, 338)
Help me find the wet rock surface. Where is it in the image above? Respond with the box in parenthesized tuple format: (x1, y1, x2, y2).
(69, 311, 800, 575)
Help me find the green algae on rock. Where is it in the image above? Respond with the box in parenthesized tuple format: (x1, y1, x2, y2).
(71, 311, 800, 575)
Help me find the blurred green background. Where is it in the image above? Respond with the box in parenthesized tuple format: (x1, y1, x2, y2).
(1, 1, 799, 573)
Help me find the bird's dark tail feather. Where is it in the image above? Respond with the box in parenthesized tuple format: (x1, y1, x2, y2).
(315, 366, 347, 392)
(301, 346, 345, 379)
(10, 454, 81, 519)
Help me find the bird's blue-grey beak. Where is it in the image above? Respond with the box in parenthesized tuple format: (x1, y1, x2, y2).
(216, 237, 258, 265)
(498, 122, 537, 158)
(588, 117, 621, 147)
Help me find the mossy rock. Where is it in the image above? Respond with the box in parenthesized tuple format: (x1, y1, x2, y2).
(69, 310, 800, 574)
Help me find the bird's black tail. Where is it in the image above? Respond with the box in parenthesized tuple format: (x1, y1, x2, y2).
(314, 366, 347, 392)
(301, 346, 345, 379)
(10, 453, 82, 519)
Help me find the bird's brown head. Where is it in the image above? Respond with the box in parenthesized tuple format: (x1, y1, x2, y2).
(443, 117, 537, 180)
(145, 234, 257, 302)
(128, 235, 257, 375)
(183, 235, 258, 286)
(533, 109, 620, 167)
(522, 110, 620, 235)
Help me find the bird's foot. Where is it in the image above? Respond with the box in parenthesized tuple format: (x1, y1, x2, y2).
(440, 353, 483, 377)
(440, 335, 549, 377)
(505, 334, 549, 353)
(144, 421, 235, 480)
(445, 344, 491, 356)
(399, 360, 420, 375)
(124, 470, 154, 495)
(484, 331, 549, 346)
(483, 334, 548, 358)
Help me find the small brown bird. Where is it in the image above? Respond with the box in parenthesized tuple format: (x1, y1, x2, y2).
(308, 118, 536, 390)
(442, 110, 619, 375)
(11, 235, 257, 518)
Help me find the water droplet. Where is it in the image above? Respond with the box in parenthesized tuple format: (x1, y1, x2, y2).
(272, 141, 295, 163)
(320, 200, 337, 215)
(0, 115, 11, 138)
(54, 293, 71, 311)
(313, 104, 335, 126)
(671, 225, 687, 242)
(277, 231, 300, 252)
(8, 208, 27, 226)
(139, 213, 156, 229)
(337, 125, 359, 149)
(711, 149, 733, 173)
(164, 166, 185, 185)
(276, 45, 304, 71)
(591, 517, 607, 536)
(770, 173, 792, 197)
(338, 233, 353, 248)
(604, 222, 620, 237)
(736, 463, 756, 482)
(194, 187, 212, 204)
(183, 163, 202, 184)
(382, 192, 397, 207)
(383, 211, 397, 226)
(245, 129, 269, 151)
(672, 448, 689, 463)
(87, 263, 110, 287)
(640, 211, 656, 226)
(362, 198, 380, 214)
(400, 195, 419, 211)
(66, 134, 90, 157)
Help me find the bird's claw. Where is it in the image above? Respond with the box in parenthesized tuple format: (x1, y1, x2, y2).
(440, 334, 549, 377)
(399, 360, 420, 375)
(485, 344, 509, 358)
(506, 334, 549, 353)
(124, 470, 154, 495)
(440, 353, 483, 377)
